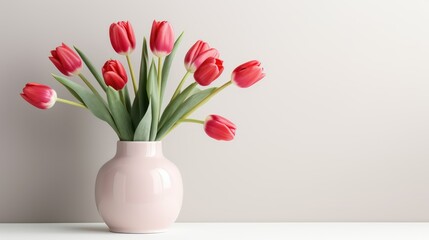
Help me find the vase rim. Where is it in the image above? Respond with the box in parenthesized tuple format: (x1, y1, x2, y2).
(116, 141, 163, 157)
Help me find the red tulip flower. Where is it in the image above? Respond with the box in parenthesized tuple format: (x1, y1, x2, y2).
(184, 40, 219, 73)
(49, 43, 82, 76)
(204, 115, 236, 141)
(109, 21, 136, 55)
(150, 20, 174, 57)
(102, 60, 128, 90)
(231, 60, 265, 88)
(194, 57, 224, 86)
(20, 83, 57, 109)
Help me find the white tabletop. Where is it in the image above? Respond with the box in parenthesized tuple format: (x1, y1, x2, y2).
(0, 223, 429, 240)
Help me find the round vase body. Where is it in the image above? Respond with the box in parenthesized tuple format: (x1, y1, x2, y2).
(95, 141, 183, 233)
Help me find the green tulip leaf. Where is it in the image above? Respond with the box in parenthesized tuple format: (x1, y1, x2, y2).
(131, 38, 150, 129)
(106, 87, 134, 141)
(74, 46, 107, 92)
(138, 38, 149, 117)
(147, 60, 159, 141)
(157, 87, 215, 140)
(131, 91, 140, 129)
(159, 82, 198, 129)
(160, 32, 184, 107)
(52, 74, 119, 136)
(123, 87, 131, 113)
(63, 85, 85, 105)
(129, 38, 151, 130)
(187, 84, 202, 98)
(134, 100, 152, 141)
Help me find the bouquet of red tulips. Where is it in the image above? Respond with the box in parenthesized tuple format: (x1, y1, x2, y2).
(21, 20, 265, 141)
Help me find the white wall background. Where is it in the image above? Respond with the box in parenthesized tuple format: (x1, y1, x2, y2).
(1, 0, 429, 222)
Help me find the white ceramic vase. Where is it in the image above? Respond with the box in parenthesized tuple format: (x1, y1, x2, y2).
(95, 141, 183, 233)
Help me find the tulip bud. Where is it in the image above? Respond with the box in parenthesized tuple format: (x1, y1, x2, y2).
(150, 20, 174, 57)
(184, 40, 219, 73)
(109, 21, 136, 55)
(204, 115, 236, 141)
(102, 60, 128, 90)
(20, 83, 57, 109)
(49, 43, 82, 76)
(194, 57, 224, 86)
(231, 60, 265, 88)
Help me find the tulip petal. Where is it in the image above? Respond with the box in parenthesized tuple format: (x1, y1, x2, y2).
(56, 46, 82, 75)
(110, 24, 131, 54)
(49, 44, 82, 76)
(61, 43, 78, 56)
(195, 65, 219, 86)
(124, 21, 136, 49)
(204, 116, 236, 141)
(231, 60, 265, 88)
(150, 20, 159, 53)
(209, 114, 236, 130)
(61, 43, 82, 67)
(184, 40, 210, 70)
(103, 71, 126, 90)
(194, 57, 224, 86)
(190, 48, 219, 72)
(21, 83, 56, 109)
(50, 50, 58, 59)
(114, 61, 128, 81)
(102, 59, 128, 90)
(49, 56, 69, 76)
(150, 20, 174, 57)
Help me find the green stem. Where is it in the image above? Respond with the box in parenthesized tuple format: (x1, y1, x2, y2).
(157, 57, 163, 121)
(126, 54, 138, 95)
(78, 73, 105, 104)
(158, 80, 233, 140)
(171, 71, 191, 101)
(180, 118, 204, 124)
(56, 98, 86, 109)
(183, 80, 232, 119)
(158, 57, 162, 93)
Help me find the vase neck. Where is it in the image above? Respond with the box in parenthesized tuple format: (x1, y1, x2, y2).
(116, 141, 163, 157)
